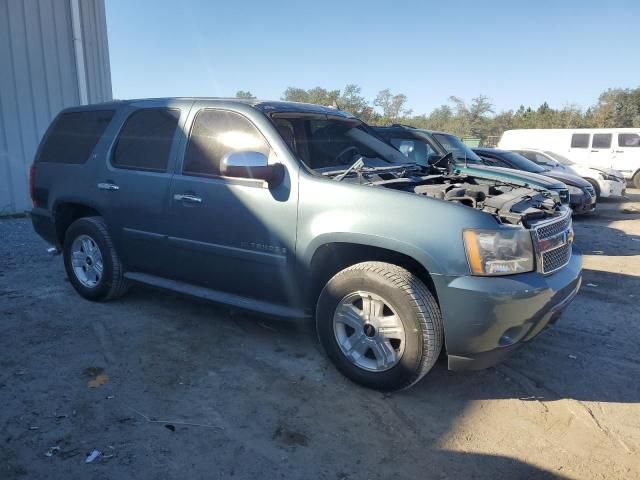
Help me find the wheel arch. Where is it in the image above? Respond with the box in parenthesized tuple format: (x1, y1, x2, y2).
(53, 199, 105, 246)
(583, 177, 601, 197)
(306, 241, 439, 309)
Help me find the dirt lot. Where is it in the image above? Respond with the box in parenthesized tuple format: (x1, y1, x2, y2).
(1, 191, 639, 480)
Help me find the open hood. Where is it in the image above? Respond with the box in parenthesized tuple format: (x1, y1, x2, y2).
(453, 164, 566, 190)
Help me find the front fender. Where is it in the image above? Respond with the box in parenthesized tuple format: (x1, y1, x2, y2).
(296, 173, 502, 277)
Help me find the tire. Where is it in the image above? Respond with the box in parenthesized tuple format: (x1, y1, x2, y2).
(316, 261, 443, 391)
(633, 171, 640, 190)
(63, 216, 130, 301)
(586, 179, 601, 200)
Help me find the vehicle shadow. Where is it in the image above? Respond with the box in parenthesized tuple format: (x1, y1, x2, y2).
(110, 274, 638, 478)
(572, 216, 640, 256)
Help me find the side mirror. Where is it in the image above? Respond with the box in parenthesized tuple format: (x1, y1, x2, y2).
(221, 151, 285, 187)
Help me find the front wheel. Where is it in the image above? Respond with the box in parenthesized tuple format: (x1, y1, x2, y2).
(633, 171, 640, 190)
(316, 262, 443, 391)
(586, 179, 601, 200)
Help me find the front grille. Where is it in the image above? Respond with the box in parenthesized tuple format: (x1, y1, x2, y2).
(541, 243, 572, 273)
(532, 212, 573, 274)
(536, 214, 571, 240)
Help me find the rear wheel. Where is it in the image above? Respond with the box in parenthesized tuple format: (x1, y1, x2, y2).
(316, 261, 443, 391)
(63, 216, 130, 301)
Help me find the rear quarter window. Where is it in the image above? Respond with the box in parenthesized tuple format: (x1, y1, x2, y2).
(37, 110, 115, 163)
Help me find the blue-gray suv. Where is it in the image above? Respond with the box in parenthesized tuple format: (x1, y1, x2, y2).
(30, 98, 582, 391)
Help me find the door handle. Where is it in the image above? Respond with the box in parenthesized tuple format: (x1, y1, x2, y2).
(590, 150, 599, 153)
(97, 182, 119, 191)
(173, 193, 203, 204)
(615, 150, 624, 153)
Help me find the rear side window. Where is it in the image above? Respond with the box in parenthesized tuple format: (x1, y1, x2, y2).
(592, 133, 612, 149)
(38, 110, 115, 163)
(570, 133, 590, 148)
(112, 108, 180, 171)
(619, 133, 640, 147)
(183, 109, 269, 177)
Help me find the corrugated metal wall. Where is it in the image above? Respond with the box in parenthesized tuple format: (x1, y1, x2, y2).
(0, 0, 111, 215)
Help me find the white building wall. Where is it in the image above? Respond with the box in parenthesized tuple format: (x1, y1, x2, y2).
(0, 0, 111, 214)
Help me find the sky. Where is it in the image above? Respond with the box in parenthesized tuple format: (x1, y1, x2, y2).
(105, 0, 640, 115)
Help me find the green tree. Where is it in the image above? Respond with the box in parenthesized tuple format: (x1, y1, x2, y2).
(373, 89, 412, 123)
(235, 90, 255, 99)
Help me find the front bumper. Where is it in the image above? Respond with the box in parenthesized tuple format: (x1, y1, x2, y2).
(433, 248, 582, 371)
(598, 179, 626, 198)
(569, 191, 596, 214)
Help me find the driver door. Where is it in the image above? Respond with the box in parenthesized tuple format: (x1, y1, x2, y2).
(166, 106, 299, 304)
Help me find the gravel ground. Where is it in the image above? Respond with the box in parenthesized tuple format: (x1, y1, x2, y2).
(1, 191, 639, 480)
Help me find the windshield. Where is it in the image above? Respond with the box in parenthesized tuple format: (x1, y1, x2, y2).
(431, 133, 483, 163)
(544, 151, 575, 165)
(271, 114, 407, 172)
(499, 151, 547, 173)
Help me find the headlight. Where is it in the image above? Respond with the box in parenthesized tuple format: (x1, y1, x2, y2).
(597, 171, 622, 182)
(567, 185, 583, 195)
(463, 228, 535, 276)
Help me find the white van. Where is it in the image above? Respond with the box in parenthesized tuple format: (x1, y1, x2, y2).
(498, 128, 640, 188)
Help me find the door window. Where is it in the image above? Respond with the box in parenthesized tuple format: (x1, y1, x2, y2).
(112, 108, 180, 171)
(183, 109, 270, 177)
(618, 133, 640, 147)
(592, 134, 612, 149)
(570, 133, 590, 148)
(389, 138, 436, 165)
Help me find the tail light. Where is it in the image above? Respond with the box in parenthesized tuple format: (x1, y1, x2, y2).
(29, 162, 37, 207)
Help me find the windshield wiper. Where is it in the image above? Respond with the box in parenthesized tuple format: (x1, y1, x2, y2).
(335, 157, 365, 181)
(327, 161, 422, 181)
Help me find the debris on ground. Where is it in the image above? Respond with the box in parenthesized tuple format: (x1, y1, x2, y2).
(165, 424, 176, 432)
(45, 446, 60, 457)
(88, 374, 109, 388)
(85, 449, 102, 463)
(568, 354, 578, 360)
(586, 283, 598, 287)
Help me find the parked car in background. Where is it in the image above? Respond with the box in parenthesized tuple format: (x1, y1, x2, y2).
(374, 125, 571, 205)
(498, 128, 640, 188)
(512, 149, 626, 199)
(29, 99, 581, 391)
(473, 148, 596, 214)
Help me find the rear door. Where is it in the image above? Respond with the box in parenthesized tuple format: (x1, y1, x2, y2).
(614, 131, 640, 177)
(165, 105, 299, 304)
(588, 132, 614, 169)
(95, 99, 192, 276)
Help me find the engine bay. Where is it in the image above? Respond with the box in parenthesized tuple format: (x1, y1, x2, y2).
(331, 162, 563, 227)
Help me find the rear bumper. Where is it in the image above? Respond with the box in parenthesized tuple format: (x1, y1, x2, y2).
(31, 208, 59, 247)
(433, 248, 582, 371)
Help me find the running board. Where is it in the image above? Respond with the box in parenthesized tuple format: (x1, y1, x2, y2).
(124, 272, 311, 319)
